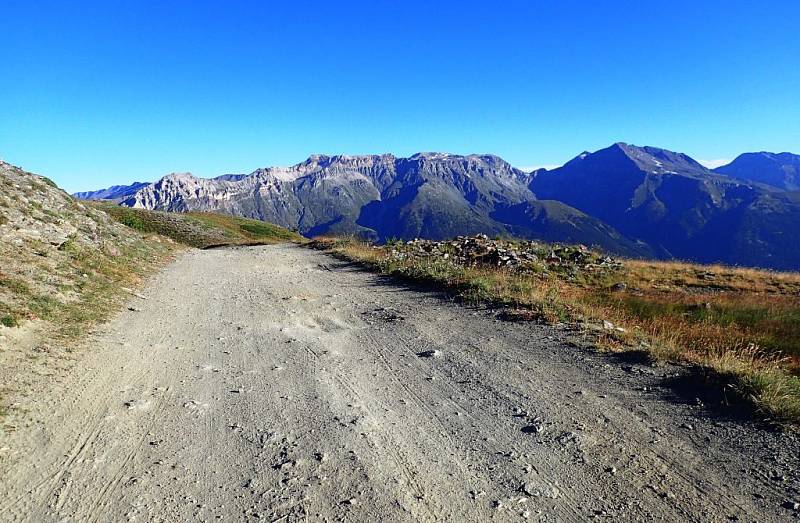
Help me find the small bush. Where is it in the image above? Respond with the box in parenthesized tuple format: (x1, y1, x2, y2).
(464, 276, 494, 301)
(58, 237, 82, 257)
(39, 176, 58, 188)
(119, 213, 148, 232)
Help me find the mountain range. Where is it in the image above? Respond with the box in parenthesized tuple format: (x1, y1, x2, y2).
(73, 182, 150, 202)
(75, 144, 800, 270)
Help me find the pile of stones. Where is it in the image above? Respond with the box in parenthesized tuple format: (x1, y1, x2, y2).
(387, 234, 623, 273)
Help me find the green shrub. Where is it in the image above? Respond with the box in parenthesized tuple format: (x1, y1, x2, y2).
(119, 213, 148, 232)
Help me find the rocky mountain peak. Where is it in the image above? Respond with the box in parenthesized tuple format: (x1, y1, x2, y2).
(576, 142, 709, 176)
(715, 151, 800, 191)
(408, 152, 456, 160)
(404, 152, 520, 176)
(160, 172, 198, 183)
(297, 153, 396, 171)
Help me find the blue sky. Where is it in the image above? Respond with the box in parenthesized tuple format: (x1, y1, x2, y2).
(1, 1, 798, 192)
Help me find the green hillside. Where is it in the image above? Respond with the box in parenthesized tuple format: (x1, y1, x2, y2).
(98, 204, 304, 248)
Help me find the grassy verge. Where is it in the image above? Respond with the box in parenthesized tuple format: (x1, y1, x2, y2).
(310, 236, 800, 423)
(0, 220, 178, 345)
(97, 204, 303, 248)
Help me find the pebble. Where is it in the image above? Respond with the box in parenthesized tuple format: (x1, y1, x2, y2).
(521, 424, 542, 435)
(523, 482, 560, 499)
(783, 500, 800, 511)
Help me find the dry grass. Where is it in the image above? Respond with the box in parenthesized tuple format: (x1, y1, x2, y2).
(311, 236, 800, 423)
(625, 259, 800, 294)
(597, 265, 800, 368)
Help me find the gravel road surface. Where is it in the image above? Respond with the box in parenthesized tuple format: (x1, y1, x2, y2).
(1, 244, 798, 522)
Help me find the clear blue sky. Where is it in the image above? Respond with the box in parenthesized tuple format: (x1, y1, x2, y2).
(1, 0, 798, 192)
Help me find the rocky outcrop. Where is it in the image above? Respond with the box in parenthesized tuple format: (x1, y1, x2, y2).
(1, 160, 104, 249)
(0, 160, 171, 329)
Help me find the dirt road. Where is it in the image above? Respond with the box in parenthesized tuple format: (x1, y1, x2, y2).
(1, 245, 798, 522)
